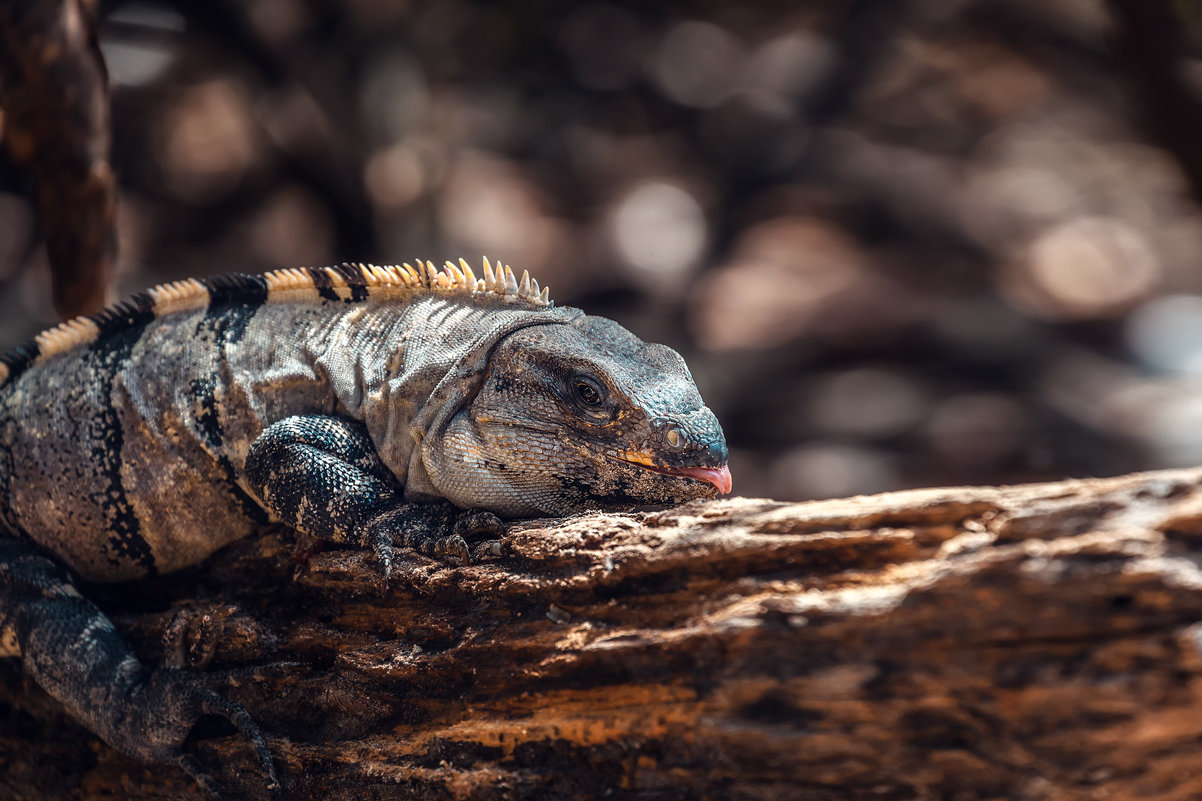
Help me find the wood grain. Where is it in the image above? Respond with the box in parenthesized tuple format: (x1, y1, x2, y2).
(5, 468, 1202, 799)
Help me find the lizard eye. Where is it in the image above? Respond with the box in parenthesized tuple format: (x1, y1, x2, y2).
(571, 374, 606, 408)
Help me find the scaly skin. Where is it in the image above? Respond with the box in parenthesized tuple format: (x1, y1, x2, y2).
(430, 316, 729, 517)
(0, 260, 730, 797)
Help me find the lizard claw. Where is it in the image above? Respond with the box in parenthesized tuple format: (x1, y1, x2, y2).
(451, 509, 505, 540)
(367, 527, 395, 579)
(472, 538, 504, 560)
(193, 685, 280, 796)
(175, 752, 224, 799)
(435, 533, 471, 565)
(446, 510, 505, 565)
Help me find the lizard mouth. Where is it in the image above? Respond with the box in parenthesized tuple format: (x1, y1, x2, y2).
(613, 452, 733, 494)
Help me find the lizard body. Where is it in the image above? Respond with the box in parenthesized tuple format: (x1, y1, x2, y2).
(0, 258, 729, 795)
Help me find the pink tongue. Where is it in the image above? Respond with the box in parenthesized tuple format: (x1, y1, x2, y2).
(666, 464, 732, 494)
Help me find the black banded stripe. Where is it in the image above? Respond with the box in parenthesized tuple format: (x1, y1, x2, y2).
(201, 273, 269, 308)
(0, 342, 40, 386)
(88, 293, 156, 339)
(86, 307, 158, 575)
(305, 267, 340, 303)
(304, 264, 371, 303)
(333, 263, 370, 302)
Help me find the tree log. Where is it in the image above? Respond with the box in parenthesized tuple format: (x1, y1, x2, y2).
(5, 468, 1202, 799)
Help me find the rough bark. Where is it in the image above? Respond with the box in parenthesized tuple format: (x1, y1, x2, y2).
(5, 468, 1202, 800)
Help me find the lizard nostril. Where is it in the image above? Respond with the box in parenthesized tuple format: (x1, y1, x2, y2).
(666, 427, 683, 448)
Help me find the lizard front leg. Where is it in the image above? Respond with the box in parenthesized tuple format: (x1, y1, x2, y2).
(244, 415, 504, 574)
(0, 537, 277, 798)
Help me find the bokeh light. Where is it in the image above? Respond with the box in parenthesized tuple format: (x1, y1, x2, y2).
(1127, 295, 1202, 374)
(650, 21, 743, 109)
(611, 182, 706, 292)
(7, 2, 1202, 501)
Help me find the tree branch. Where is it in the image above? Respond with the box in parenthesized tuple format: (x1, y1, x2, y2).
(0, 0, 114, 318)
(1106, 0, 1202, 206)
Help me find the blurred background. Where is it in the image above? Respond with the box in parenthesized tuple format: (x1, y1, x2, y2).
(3, 0, 1202, 502)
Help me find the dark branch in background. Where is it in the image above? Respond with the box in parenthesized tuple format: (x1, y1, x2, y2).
(1105, 0, 1202, 206)
(803, 0, 914, 126)
(0, 0, 115, 318)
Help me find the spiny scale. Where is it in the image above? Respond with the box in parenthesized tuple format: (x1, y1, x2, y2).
(0, 258, 553, 387)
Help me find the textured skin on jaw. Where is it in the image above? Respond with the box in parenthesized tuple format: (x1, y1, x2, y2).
(424, 317, 728, 516)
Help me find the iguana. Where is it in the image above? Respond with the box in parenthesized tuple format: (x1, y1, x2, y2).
(0, 258, 730, 797)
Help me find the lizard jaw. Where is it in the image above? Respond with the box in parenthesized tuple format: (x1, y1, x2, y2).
(613, 453, 733, 494)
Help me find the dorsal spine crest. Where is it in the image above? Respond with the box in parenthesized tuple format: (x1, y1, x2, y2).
(0, 258, 554, 388)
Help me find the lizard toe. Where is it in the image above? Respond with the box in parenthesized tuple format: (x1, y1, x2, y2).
(472, 539, 505, 560)
(453, 510, 506, 562)
(367, 527, 396, 579)
(433, 533, 471, 565)
(367, 502, 502, 566)
(451, 509, 506, 540)
(175, 752, 224, 800)
(192, 685, 279, 795)
(162, 607, 224, 669)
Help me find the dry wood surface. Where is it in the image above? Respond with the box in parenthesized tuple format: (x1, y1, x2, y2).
(6, 468, 1202, 799)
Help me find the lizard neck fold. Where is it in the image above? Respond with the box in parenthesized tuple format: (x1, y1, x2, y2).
(316, 296, 581, 497)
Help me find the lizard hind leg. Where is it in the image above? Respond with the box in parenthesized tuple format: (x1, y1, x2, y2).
(0, 537, 278, 797)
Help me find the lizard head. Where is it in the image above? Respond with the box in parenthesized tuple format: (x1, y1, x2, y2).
(465, 315, 730, 516)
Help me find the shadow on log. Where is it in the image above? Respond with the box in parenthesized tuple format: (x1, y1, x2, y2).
(5, 468, 1202, 799)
